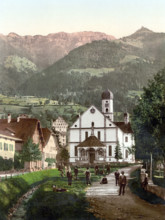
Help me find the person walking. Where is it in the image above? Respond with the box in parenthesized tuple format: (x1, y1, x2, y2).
(95, 165, 99, 175)
(119, 171, 127, 195)
(74, 166, 78, 180)
(106, 164, 111, 174)
(85, 167, 91, 185)
(114, 170, 120, 186)
(67, 170, 73, 186)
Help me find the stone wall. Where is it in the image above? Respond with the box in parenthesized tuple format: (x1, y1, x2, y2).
(140, 168, 165, 200)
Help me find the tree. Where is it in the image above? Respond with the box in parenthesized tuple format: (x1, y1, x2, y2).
(21, 138, 42, 163)
(132, 68, 165, 176)
(115, 142, 122, 161)
(45, 158, 56, 167)
(56, 147, 69, 166)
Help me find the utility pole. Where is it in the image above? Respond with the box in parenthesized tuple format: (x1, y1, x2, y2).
(150, 152, 153, 181)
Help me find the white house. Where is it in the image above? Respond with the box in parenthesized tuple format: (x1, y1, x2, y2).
(69, 89, 135, 165)
(52, 117, 68, 146)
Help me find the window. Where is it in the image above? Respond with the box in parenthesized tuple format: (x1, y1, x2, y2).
(75, 146, 78, 156)
(4, 143, 8, 151)
(109, 146, 112, 156)
(106, 108, 108, 113)
(75, 125, 77, 127)
(91, 122, 94, 127)
(0, 142, 2, 150)
(85, 131, 88, 139)
(98, 131, 101, 140)
(125, 136, 128, 142)
(9, 144, 13, 151)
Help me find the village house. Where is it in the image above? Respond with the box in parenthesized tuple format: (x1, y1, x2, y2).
(0, 132, 22, 161)
(69, 89, 135, 165)
(52, 116, 68, 147)
(42, 127, 59, 168)
(0, 114, 57, 170)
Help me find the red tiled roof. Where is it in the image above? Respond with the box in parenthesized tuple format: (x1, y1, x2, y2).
(42, 128, 51, 145)
(114, 122, 133, 133)
(0, 118, 45, 144)
(77, 135, 105, 147)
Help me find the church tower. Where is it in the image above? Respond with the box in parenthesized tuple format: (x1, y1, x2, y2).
(101, 89, 114, 121)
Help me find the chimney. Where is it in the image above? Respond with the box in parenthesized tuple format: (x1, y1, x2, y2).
(7, 114, 11, 123)
(124, 113, 129, 124)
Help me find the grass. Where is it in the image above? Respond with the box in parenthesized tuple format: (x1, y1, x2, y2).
(26, 167, 101, 220)
(0, 169, 59, 219)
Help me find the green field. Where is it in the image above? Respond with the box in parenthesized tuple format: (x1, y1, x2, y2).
(68, 67, 115, 77)
(0, 94, 87, 127)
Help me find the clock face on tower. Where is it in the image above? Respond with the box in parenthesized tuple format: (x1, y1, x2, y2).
(90, 108, 95, 113)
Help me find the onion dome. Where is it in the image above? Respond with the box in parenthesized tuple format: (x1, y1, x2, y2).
(101, 89, 113, 100)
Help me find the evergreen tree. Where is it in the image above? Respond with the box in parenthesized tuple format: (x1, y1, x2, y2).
(115, 142, 122, 161)
(21, 138, 42, 163)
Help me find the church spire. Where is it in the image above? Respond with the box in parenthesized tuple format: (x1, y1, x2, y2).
(101, 89, 114, 121)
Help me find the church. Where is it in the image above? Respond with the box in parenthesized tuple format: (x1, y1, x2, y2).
(69, 90, 135, 165)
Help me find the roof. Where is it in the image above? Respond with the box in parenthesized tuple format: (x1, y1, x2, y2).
(42, 128, 51, 145)
(77, 135, 105, 147)
(114, 122, 133, 134)
(101, 89, 113, 100)
(0, 118, 45, 144)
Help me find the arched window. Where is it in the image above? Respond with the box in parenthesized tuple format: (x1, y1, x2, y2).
(91, 122, 94, 127)
(109, 146, 112, 156)
(125, 136, 128, 142)
(106, 108, 108, 113)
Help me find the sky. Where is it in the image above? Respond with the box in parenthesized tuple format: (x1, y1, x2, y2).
(0, 0, 165, 38)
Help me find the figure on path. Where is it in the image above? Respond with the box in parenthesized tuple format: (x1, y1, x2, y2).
(119, 171, 127, 195)
(100, 175, 108, 184)
(142, 172, 148, 191)
(95, 165, 99, 175)
(52, 185, 67, 192)
(60, 169, 64, 177)
(106, 164, 111, 174)
(114, 170, 120, 186)
(74, 166, 78, 180)
(67, 169, 73, 186)
(85, 167, 91, 185)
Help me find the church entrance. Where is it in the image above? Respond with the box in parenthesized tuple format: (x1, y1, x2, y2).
(89, 148, 95, 163)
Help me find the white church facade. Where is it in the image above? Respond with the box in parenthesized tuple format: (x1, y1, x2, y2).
(69, 90, 135, 165)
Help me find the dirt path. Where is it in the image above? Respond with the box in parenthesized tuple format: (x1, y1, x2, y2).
(86, 166, 165, 220)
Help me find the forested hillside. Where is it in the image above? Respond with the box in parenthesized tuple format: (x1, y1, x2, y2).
(19, 27, 165, 112)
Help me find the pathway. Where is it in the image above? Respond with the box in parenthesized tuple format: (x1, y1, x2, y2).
(86, 166, 134, 197)
(86, 165, 165, 220)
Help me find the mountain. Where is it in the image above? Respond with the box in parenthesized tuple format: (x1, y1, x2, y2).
(0, 31, 115, 70)
(18, 27, 165, 112)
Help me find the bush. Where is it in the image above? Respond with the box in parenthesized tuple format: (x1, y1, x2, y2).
(0, 156, 14, 171)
